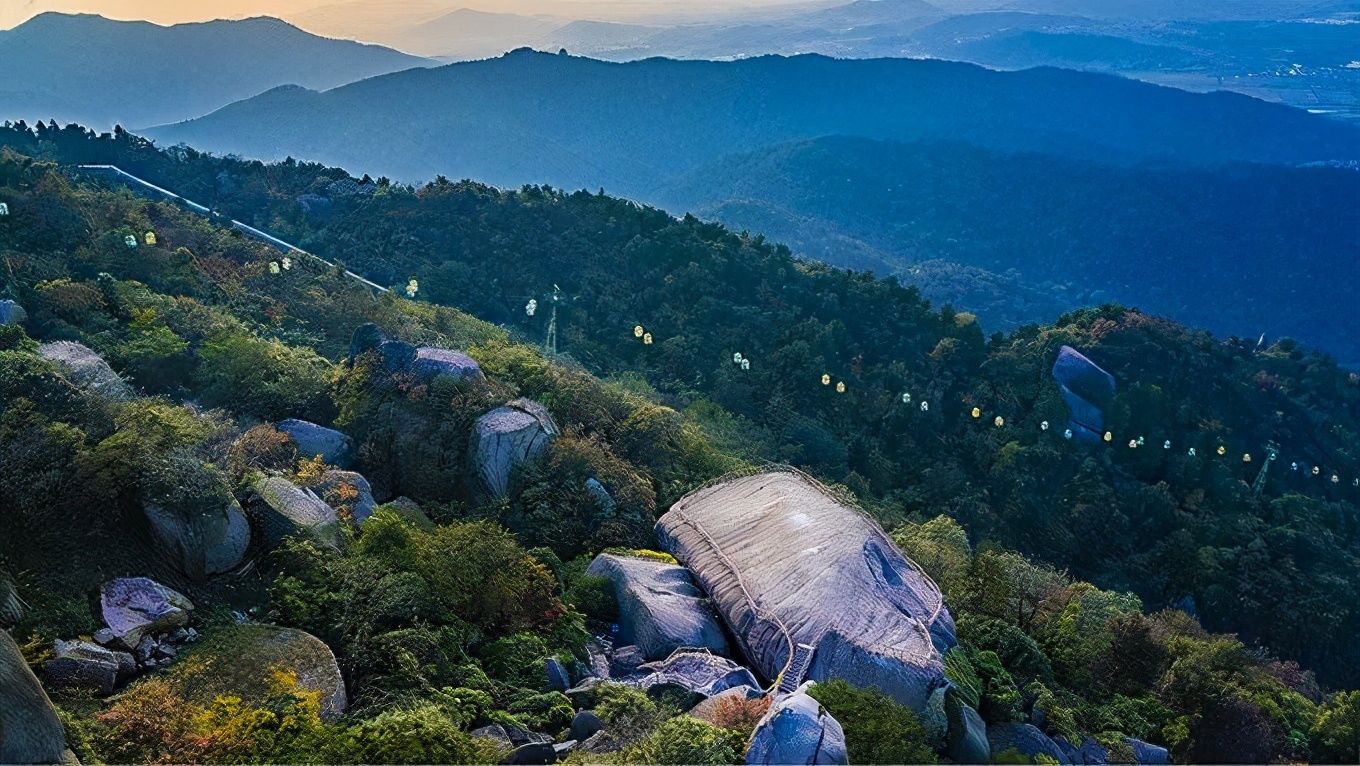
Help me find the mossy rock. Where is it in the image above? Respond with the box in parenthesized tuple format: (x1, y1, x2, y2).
(176, 624, 347, 720)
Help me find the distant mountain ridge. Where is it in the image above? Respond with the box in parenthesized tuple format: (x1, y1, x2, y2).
(149, 48, 1360, 192)
(0, 12, 432, 129)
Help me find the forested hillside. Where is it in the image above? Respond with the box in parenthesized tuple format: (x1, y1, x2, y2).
(5, 137, 1360, 764)
(661, 136, 1360, 363)
(4, 122, 1360, 709)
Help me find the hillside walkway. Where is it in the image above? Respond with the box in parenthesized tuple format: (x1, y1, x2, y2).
(75, 165, 390, 294)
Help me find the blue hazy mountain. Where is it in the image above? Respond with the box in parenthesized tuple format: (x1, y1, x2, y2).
(0, 13, 433, 129)
(148, 48, 1360, 191)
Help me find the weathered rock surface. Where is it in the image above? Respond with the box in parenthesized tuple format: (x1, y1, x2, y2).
(251, 476, 342, 550)
(0, 299, 27, 325)
(586, 552, 730, 660)
(316, 469, 377, 524)
(569, 710, 604, 742)
(37, 340, 132, 399)
(44, 639, 132, 695)
(144, 497, 251, 578)
(946, 698, 990, 765)
(276, 418, 355, 468)
(657, 470, 955, 712)
(988, 722, 1072, 764)
(470, 398, 559, 500)
(545, 656, 571, 692)
(413, 347, 484, 383)
(1, 629, 71, 765)
(0, 575, 23, 627)
(100, 577, 193, 650)
(746, 682, 848, 765)
(633, 650, 760, 705)
(1052, 345, 1116, 441)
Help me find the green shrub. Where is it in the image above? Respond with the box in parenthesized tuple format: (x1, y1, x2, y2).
(564, 573, 618, 623)
(628, 716, 746, 765)
(806, 679, 937, 764)
(324, 705, 504, 764)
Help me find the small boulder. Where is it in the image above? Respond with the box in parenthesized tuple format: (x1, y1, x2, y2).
(501, 742, 556, 765)
(100, 577, 193, 650)
(569, 710, 604, 742)
(143, 497, 251, 578)
(316, 469, 378, 524)
(0, 299, 27, 326)
(577, 730, 622, 754)
(37, 340, 132, 399)
(587, 553, 729, 660)
(1057, 736, 1109, 765)
(1126, 738, 1170, 765)
(610, 644, 646, 676)
(250, 476, 343, 550)
(585, 477, 615, 517)
(44, 639, 127, 695)
(469, 399, 559, 500)
(545, 656, 571, 692)
(1, 630, 70, 764)
(471, 723, 515, 749)
(988, 722, 1072, 765)
(746, 682, 849, 765)
(412, 347, 484, 383)
(275, 418, 355, 468)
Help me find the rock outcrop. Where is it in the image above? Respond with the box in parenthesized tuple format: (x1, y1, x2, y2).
(1052, 345, 1116, 442)
(348, 323, 484, 384)
(37, 340, 132, 399)
(1126, 737, 1170, 765)
(250, 476, 343, 549)
(100, 577, 194, 651)
(586, 552, 730, 660)
(656, 470, 955, 712)
(746, 682, 848, 765)
(632, 650, 759, 703)
(275, 418, 355, 468)
(469, 398, 559, 500)
(0, 630, 71, 765)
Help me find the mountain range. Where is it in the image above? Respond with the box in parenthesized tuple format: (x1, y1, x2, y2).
(0, 12, 431, 129)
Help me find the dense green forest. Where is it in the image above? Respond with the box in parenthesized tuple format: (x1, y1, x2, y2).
(2, 127, 1360, 762)
(662, 136, 1360, 361)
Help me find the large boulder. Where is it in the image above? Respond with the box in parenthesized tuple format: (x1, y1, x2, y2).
(746, 682, 848, 765)
(182, 624, 347, 720)
(988, 722, 1072, 764)
(37, 340, 132, 399)
(100, 577, 194, 650)
(469, 399, 560, 500)
(276, 418, 355, 468)
(144, 497, 251, 578)
(43, 639, 133, 695)
(586, 552, 730, 660)
(0, 575, 23, 627)
(250, 476, 343, 550)
(315, 469, 378, 524)
(0, 299, 27, 325)
(1051, 345, 1116, 441)
(657, 470, 955, 712)
(1, 630, 71, 765)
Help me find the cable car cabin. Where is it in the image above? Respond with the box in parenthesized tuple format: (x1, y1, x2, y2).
(144, 231, 157, 246)
(0, 202, 9, 216)
(124, 235, 138, 249)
